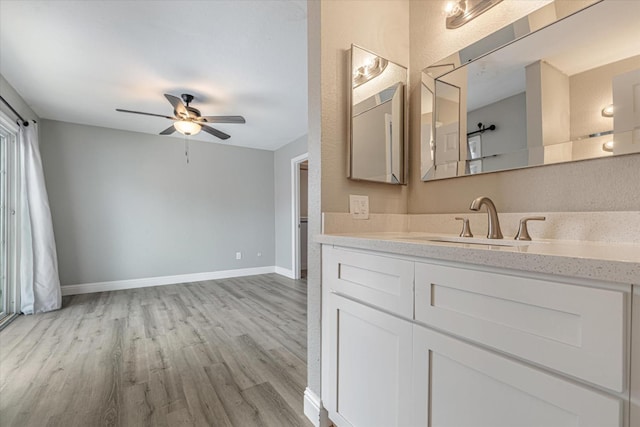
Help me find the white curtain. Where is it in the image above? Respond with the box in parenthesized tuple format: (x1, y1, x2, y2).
(19, 123, 61, 314)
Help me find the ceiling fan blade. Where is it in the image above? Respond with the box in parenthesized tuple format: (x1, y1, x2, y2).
(197, 115, 246, 124)
(160, 125, 176, 135)
(164, 94, 189, 118)
(201, 124, 230, 140)
(116, 108, 174, 120)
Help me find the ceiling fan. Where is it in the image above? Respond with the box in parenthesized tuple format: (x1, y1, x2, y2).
(116, 93, 245, 140)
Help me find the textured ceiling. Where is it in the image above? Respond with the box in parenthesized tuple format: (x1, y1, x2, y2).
(0, 0, 308, 150)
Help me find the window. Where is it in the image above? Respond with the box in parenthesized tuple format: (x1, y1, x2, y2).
(0, 113, 19, 325)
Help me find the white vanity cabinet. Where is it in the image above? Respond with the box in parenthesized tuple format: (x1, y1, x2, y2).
(321, 244, 632, 427)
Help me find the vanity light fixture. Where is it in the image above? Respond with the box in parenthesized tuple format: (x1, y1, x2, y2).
(601, 104, 614, 117)
(444, 0, 465, 18)
(174, 120, 202, 136)
(445, 0, 504, 29)
(602, 140, 614, 152)
(353, 56, 388, 87)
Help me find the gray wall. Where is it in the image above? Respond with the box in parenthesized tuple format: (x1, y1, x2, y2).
(467, 92, 528, 172)
(40, 120, 275, 286)
(274, 134, 307, 273)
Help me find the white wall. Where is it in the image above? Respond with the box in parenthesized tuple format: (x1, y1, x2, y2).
(274, 134, 307, 275)
(40, 120, 276, 286)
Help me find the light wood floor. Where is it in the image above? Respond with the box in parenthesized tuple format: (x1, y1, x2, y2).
(0, 274, 312, 427)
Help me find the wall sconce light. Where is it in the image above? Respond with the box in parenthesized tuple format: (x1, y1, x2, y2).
(602, 140, 614, 152)
(601, 104, 614, 117)
(445, 0, 504, 29)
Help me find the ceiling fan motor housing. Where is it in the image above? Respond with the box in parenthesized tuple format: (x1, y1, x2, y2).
(175, 94, 200, 119)
(184, 106, 201, 119)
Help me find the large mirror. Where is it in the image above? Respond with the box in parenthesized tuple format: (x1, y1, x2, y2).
(350, 45, 408, 184)
(421, 0, 640, 181)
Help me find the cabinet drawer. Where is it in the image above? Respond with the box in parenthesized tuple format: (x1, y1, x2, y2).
(415, 262, 628, 392)
(323, 246, 413, 317)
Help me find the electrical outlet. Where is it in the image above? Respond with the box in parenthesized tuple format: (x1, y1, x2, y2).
(236, 252, 242, 260)
(349, 195, 369, 220)
(257, 252, 262, 257)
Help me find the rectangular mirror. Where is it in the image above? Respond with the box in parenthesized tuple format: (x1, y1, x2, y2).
(350, 45, 408, 184)
(421, 0, 640, 181)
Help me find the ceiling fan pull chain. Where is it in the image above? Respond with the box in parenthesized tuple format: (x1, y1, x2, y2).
(185, 137, 190, 164)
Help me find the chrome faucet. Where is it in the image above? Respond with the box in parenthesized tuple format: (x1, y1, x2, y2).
(469, 196, 503, 239)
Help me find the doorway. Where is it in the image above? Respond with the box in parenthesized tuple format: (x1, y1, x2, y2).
(291, 153, 308, 280)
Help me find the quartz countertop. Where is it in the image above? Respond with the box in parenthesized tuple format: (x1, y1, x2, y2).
(316, 232, 640, 285)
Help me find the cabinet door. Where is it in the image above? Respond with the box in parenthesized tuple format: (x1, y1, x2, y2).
(412, 325, 623, 427)
(324, 294, 412, 427)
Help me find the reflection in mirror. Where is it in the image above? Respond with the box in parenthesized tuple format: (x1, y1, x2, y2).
(433, 80, 461, 179)
(350, 45, 407, 184)
(420, 75, 434, 180)
(421, 0, 640, 181)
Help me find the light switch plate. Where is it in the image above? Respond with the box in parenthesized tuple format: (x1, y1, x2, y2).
(349, 195, 369, 220)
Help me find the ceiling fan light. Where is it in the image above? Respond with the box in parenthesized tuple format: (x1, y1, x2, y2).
(174, 120, 202, 136)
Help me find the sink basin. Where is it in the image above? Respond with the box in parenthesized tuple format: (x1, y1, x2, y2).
(405, 235, 533, 247)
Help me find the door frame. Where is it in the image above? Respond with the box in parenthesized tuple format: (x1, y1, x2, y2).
(291, 153, 308, 279)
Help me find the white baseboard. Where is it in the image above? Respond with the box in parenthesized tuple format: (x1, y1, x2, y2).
(61, 266, 276, 296)
(304, 388, 330, 427)
(275, 266, 296, 279)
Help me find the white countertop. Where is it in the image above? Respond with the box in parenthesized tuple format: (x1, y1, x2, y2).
(316, 232, 640, 285)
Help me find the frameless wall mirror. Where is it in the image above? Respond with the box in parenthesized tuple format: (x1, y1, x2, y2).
(421, 0, 640, 181)
(350, 45, 408, 184)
